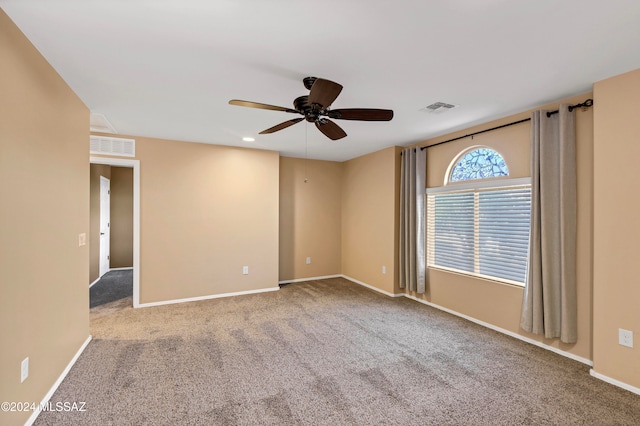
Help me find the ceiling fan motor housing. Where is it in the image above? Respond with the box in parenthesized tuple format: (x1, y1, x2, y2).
(294, 95, 319, 122)
(303, 76, 317, 90)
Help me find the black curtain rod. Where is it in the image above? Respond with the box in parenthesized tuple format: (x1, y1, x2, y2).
(411, 98, 594, 151)
(419, 118, 531, 151)
(546, 98, 593, 116)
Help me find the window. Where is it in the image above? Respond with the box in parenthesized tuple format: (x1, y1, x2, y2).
(427, 147, 531, 286)
(449, 147, 508, 182)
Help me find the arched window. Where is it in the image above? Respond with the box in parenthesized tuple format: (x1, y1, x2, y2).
(449, 147, 509, 183)
(427, 146, 531, 286)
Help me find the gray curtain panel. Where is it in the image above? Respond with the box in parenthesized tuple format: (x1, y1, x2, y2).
(520, 105, 577, 343)
(399, 147, 426, 293)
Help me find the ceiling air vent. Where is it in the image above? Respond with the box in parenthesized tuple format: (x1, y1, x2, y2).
(423, 102, 458, 113)
(90, 136, 135, 157)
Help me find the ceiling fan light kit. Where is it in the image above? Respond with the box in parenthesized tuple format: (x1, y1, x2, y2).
(229, 77, 393, 141)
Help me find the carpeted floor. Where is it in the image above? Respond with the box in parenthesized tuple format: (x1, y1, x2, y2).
(38, 278, 640, 425)
(89, 269, 133, 308)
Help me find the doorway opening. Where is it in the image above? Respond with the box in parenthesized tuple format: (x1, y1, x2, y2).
(90, 156, 141, 307)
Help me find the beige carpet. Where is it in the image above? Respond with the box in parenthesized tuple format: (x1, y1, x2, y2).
(36, 277, 640, 425)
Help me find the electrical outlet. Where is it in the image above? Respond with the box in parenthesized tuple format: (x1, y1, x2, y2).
(619, 329, 634, 348)
(21, 357, 29, 383)
(78, 233, 86, 246)
(382, 265, 387, 274)
(242, 266, 249, 275)
(306, 257, 311, 265)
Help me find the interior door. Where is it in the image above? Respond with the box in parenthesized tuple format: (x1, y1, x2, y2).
(99, 176, 110, 277)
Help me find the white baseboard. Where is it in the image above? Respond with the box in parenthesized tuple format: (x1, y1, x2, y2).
(25, 335, 92, 426)
(403, 294, 593, 366)
(341, 275, 592, 366)
(88, 277, 100, 288)
(341, 275, 403, 298)
(590, 369, 640, 396)
(137, 286, 280, 308)
(279, 275, 342, 285)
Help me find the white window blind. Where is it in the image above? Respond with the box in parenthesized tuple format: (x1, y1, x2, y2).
(427, 180, 531, 286)
(429, 192, 475, 273)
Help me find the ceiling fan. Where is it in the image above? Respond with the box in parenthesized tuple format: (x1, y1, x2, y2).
(229, 77, 393, 141)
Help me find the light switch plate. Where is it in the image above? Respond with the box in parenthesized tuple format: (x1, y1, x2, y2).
(21, 357, 29, 383)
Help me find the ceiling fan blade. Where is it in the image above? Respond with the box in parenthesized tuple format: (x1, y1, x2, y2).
(315, 119, 347, 140)
(229, 99, 300, 114)
(308, 79, 343, 108)
(259, 118, 304, 134)
(328, 108, 394, 121)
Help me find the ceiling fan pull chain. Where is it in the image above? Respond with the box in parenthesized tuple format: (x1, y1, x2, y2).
(304, 122, 309, 184)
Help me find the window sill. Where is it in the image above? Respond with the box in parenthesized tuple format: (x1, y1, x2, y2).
(427, 265, 525, 288)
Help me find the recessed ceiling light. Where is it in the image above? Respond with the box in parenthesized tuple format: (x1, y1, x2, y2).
(242, 137, 255, 142)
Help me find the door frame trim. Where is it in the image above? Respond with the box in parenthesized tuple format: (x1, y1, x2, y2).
(90, 156, 141, 308)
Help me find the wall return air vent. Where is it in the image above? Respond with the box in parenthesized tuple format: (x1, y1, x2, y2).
(90, 136, 135, 157)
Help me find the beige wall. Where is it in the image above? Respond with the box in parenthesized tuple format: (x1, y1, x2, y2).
(89, 164, 111, 282)
(406, 93, 594, 361)
(593, 68, 640, 388)
(93, 135, 280, 304)
(110, 167, 133, 268)
(0, 10, 90, 426)
(342, 146, 400, 294)
(279, 157, 342, 281)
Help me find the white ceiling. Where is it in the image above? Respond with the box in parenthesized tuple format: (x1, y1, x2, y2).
(3, 1, 640, 161)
